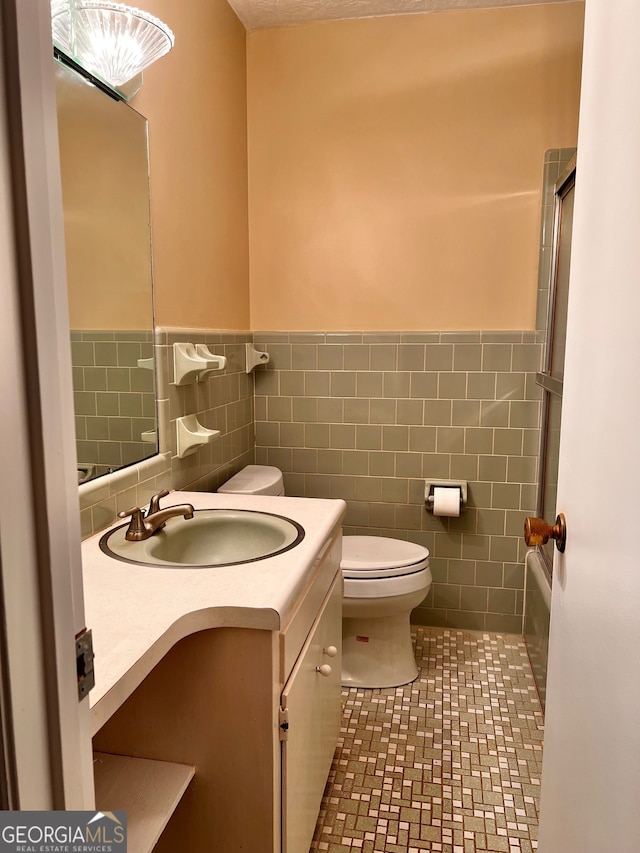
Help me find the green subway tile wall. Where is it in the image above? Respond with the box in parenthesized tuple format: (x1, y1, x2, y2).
(77, 326, 543, 632)
(254, 331, 542, 631)
(71, 330, 157, 480)
(78, 330, 255, 538)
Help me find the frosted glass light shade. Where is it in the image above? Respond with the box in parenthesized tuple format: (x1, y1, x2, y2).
(51, 1, 174, 88)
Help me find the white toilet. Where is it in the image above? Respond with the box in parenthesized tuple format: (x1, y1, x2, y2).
(341, 535, 431, 689)
(218, 465, 432, 689)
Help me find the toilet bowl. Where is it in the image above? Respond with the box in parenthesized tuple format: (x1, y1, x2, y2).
(341, 535, 431, 689)
(218, 466, 432, 689)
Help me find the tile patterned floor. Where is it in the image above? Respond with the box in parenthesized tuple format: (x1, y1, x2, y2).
(311, 627, 544, 853)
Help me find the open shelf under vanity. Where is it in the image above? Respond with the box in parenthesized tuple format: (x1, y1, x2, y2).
(93, 752, 195, 853)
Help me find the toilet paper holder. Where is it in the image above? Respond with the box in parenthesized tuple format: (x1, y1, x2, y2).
(424, 479, 468, 513)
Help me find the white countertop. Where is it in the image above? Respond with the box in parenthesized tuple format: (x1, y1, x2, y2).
(81, 491, 346, 734)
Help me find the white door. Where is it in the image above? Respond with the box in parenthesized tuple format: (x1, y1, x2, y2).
(0, 0, 93, 806)
(537, 2, 640, 851)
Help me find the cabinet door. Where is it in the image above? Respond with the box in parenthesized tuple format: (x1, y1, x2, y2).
(281, 573, 342, 853)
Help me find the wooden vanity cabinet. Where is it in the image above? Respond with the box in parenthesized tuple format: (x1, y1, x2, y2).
(281, 568, 342, 853)
(92, 529, 343, 853)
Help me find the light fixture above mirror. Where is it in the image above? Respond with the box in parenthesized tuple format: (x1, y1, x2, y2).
(51, 0, 174, 95)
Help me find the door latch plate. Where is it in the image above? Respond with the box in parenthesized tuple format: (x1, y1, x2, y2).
(76, 629, 95, 701)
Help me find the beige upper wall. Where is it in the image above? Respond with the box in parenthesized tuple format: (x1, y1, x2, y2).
(247, 2, 584, 331)
(135, 0, 250, 330)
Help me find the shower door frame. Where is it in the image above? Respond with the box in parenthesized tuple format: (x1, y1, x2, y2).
(523, 155, 576, 711)
(535, 155, 576, 576)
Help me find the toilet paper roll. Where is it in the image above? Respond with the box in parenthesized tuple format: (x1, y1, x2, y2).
(432, 487, 461, 517)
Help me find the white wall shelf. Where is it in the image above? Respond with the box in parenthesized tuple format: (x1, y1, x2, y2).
(175, 414, 221, 458)
(173, 342, 226, 385)
(93, 752, 195, 853)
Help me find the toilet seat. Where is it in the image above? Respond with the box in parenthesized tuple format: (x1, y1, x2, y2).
(341, 535, 429, 579)
(343, 569, 431, 600)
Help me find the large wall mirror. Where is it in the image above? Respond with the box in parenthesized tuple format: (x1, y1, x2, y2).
(55, 58, 158, 484)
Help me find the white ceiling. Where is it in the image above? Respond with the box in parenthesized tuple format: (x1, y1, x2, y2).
(226, 0, 578, 31)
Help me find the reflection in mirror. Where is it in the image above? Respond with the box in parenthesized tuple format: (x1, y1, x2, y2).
(55, 58, 158, 484)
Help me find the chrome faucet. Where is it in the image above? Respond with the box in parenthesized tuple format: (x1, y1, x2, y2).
(118, 491, 195, 541)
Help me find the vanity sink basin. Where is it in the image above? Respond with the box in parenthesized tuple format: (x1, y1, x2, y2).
(99, 508, 305, 568)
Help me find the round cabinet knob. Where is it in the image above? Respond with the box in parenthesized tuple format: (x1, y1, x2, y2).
(323, 645, 338, 658)
(524, 513, 567, 553)
(316, 664, 332, 678)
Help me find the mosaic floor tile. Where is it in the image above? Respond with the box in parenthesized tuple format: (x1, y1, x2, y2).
(311, 627, 544, 853)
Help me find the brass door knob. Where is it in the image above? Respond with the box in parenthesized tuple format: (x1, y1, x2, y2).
(524, 513, 567, 553)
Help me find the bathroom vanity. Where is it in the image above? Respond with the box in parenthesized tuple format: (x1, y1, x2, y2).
(82, 492, 346, 853)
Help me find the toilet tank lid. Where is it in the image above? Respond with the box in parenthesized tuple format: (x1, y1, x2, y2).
(341, 535, 429, 571)
(218, 465, 283, 495)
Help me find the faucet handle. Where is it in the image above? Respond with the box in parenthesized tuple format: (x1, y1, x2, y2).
(118, 507, 147, 541)
(148, 489, 170, 515)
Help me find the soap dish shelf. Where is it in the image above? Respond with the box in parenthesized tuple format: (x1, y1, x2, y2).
(173, 342, 226, 386)
(175, 415, 220, 459)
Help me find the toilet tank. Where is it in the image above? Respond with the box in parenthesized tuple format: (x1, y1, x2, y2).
(218, 465, 284, 496)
